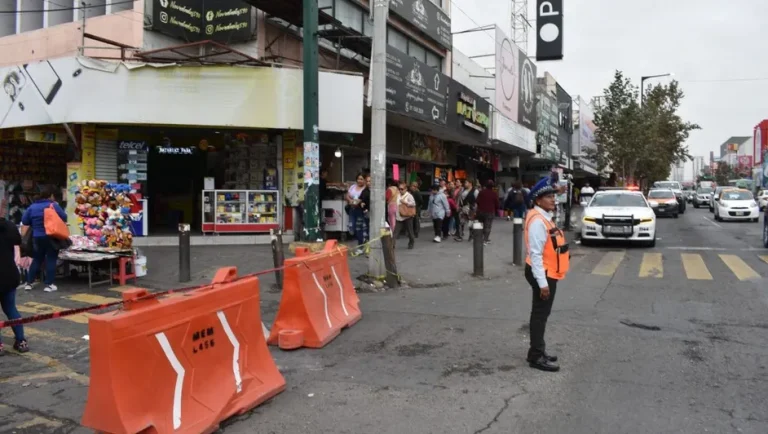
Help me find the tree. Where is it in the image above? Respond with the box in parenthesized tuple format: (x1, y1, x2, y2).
(714, 162, 735, 185)
(585, 71, 700, 185)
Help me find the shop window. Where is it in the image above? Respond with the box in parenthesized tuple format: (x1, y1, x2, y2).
(408, 41, 427, 64)
(426, 51, 442, 70)
(387, 28, 408, 53)
(336, 0, 363, 33)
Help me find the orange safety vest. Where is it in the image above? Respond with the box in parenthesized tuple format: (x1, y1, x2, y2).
(524, 208, 570, 280)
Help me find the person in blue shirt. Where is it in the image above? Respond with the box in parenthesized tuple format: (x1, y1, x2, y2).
(20, 186, 67, 293)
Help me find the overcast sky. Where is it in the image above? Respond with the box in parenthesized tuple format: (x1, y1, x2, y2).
(450, 0, 768, 180)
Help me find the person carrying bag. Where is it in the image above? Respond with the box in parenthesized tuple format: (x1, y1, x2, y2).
(20, 186, 68, 293)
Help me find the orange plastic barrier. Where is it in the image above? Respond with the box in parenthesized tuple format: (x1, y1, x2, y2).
(81, 267, 286, 434)
(268, 240, 362, 349)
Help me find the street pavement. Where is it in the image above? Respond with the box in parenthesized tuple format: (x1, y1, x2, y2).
(2, 207, 768, 433)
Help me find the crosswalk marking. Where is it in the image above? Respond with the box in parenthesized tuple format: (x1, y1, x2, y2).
(719, 254, 760, 281)
(18, 302, 92, 324)
(639, 253, 663, 278)
(681, 254, 713, 280)
(66, 294, 120, 305)
(109, 285, 140, 293)
(759, 255, 768, 265)
(592, 251, 625, 276)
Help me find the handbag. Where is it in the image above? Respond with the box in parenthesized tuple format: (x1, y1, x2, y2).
(44, 204, 70, 240)
(20, 227, 34, 258)
(398, 202, 416, 218)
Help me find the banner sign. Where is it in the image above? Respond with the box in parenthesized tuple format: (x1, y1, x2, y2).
(385, 46, 449, 126)
(152, 0, 253, 44)
(536, 0, 564, 61)
(517, 49, 538, 131)
(389, 0, 452, 49)
(446, 81, 490, 143)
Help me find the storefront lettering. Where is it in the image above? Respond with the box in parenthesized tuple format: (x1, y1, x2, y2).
(157, 146, 195, 155)
(169, 16, 201, 34)
(118, 140, 148, 151)
(210, 7, 249, 19)
(169, 1, 201, 19)
(456, 92, 490, 133)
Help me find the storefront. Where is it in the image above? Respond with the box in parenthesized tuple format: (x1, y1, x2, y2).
(0, 55, 365, 237)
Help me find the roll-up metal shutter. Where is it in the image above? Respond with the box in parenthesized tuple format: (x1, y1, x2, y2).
(95, 139, 118, 182)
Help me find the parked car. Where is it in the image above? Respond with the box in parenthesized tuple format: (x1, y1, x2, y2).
(693, 187, 713, 208)
(713, 189, 759, 222)
(709, 186, 727, 212)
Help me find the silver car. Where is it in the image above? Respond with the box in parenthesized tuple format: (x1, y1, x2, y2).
(709, 186, 727, 212)
(693, 187, 713, 208)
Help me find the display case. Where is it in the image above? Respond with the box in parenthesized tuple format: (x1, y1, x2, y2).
(202, 189, 280, 234)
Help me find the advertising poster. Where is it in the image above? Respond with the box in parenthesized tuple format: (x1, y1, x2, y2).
(81, 125, 96, 180)
(495, 27, 519, 123)
(385, 46, 449, 125)
(117, 140, 149, 193)
(282, 131, 298, 206)
(517, 49, 538, 131)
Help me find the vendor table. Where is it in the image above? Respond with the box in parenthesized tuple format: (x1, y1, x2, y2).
(59, 251, 118, 289)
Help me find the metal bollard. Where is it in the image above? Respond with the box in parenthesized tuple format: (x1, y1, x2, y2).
(270, 229, 285, 290)
(178, 223, 191, 283)
(513, 217, 524, 265)
(472, 221, 484, 277)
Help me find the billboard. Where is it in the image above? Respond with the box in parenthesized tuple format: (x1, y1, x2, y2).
(385, 46, 449, 126)
(152, 0, 253, 44)
(517, 49, 538, 131)
(389, 0, 452, 49)
(494, 27, 537, 132)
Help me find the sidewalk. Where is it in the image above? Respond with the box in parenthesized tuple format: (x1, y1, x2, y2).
(133, 218, 536, 290)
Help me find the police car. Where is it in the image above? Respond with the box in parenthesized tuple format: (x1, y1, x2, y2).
(580, 187, 657, 247)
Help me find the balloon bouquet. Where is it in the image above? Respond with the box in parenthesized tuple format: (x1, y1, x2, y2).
(74, 180, 134, 249)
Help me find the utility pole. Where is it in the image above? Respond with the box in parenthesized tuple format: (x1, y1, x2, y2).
(302, 0, 321, 241)
(368, 0, 389, 277)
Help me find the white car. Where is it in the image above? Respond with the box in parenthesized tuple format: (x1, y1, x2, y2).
(713, 189, 760, 222)
(581, 190, 657, 247)
(756, 190, 768, 210)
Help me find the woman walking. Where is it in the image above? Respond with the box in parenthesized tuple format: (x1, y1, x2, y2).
(346, 174, 367, 248)
(21, 186, 67, 292)
(427, 184, 450, 243)
(394, 182, 416, 249)
(385, 179, 399, 233)
(0, 215, 28, 354)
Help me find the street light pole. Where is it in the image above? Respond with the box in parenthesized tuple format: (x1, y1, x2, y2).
(302, 0, 321, 241)
(640, 73, 673, 106)
(368, 0, 389, 276)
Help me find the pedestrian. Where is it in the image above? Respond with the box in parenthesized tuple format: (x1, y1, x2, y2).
(504, 182, 528, 220)
(355, 176, 372, 256)
(346, 174, 367, 251)
(455, 179, 476, 241)
(475, 180, 500, 245)
(385, 179, 399, 233)
(20, 186, 67, 292)
(395, 182, 416, 249)
(0, 215, 28, 354)
(409, 182, 422, 238)
(427, 184, 450, 243)
(524, 176, 571, 372)
(442, 191, 457, 239)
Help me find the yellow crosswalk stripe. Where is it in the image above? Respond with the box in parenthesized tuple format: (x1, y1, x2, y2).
(18, 302, 92, 324)
(592, 251, 625, 276)
(759, 255, 768, 265)
(681, 254, 713, 280)
(66, 293, 120, 305)
(719, 254, 760, 281)
(639, 253, 663, 278)
(109, 285, 140, 293)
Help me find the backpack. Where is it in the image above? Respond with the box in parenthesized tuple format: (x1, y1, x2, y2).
(513, 190, 525, 207)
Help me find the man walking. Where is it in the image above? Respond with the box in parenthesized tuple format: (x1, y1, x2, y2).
(524, 177, 571, 372)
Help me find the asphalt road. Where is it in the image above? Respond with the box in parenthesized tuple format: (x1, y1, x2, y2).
(2, 207, 768, 433)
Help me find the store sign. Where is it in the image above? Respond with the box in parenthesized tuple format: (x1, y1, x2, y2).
(517, 50, 538, 131)
(556, 84, 573, 158)
(536, 91, 559, 161)
(25, 128, 67, 144)
(389, 0, 451, 49)
(152, 0, 253, 44)
(446, 81, 490, 143)
(536, 0, 563, 61)
(156, 146, 196, 155)
(385, 46, 449, 126)
(118, 140, 149, 151)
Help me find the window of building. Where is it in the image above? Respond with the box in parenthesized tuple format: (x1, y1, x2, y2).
(335, 0, 363, 33)
(425, 50, 441, 70)
(429, 0, 443, 7)
(387, 28, 408, 53)
(408, 41, 427, 63)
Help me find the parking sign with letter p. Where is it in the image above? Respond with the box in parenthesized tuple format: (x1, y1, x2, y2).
(536, 0, 563, 61)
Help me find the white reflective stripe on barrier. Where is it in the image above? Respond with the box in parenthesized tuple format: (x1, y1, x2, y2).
(217, 311, 243, 394)
(261, 322, 270, 340)
(311, 273, 333, 328)
(330, 265, 349, 317)
(155, 332, 184, 430)
(513, 218, 523, 224)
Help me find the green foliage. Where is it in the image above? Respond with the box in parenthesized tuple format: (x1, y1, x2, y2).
(585, 71, 700, 184)
(714, 162, 735, 185)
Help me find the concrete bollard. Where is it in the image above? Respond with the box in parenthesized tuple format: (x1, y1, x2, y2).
(472, 221, 484, 277)
(513, 217, 524, 266)
(178, 223, 191, 283)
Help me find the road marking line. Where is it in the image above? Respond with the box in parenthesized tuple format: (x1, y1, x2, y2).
(639, 253, 663, 278)
(19, 302, 92, 324)
(681, 254, 713, 280)
(591, 251, 625, 276)
(759, 255, 768, 265)
(719, 254, 760, 281)
(0, 372, 70, 384)
(702, 216, 723, 228)
(16, 416, 63, 430)
(65, 293, 120, 304)
(109, 285, 140, 293)
(17, 352, 90, 385)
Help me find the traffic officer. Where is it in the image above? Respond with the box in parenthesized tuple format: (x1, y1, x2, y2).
(524, 176, 571, 372)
